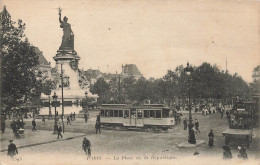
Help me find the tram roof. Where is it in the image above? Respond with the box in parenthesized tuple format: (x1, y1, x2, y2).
(100, 104, 170, 109)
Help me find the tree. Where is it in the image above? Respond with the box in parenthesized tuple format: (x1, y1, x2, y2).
(1, 6, 39, 110)
(90, 77, 111, 104)
(250, 65, 260, 94)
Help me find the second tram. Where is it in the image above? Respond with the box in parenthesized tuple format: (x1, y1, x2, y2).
(99, 104, 175, 132)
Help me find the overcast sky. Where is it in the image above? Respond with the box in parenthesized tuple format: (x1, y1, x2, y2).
(1, 0, 260, 82)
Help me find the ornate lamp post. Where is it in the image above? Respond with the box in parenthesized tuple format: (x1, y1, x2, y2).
(184, 62, 196, 144)
(52, 92, 58, 134)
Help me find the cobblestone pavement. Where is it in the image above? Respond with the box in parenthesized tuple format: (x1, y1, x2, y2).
(0, 111, 259, 165)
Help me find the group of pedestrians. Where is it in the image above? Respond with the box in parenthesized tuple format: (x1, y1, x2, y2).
(222, 145, 248, 159)
(10, 119, 25, 138)
(67, 112, 76, 125)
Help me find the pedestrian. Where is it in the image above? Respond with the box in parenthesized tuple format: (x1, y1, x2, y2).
(57, 123, 63, 139)
(32, 119, 36, 131)
(42, 116, 45, 125)
(70, 112, 73, 121)
(82, 137, 91, 157)
(1, 117, 5, 133)
(195, 119, 200, 133)
(183, 118, 188, 130)
(7, 140, 18, 159)
(223, 145, 232, 159)
(238, 146, 248, 159)
(188, 126, 196, 144)
(73, 112, 76, 121)
(221, 110, 224, 118)
(67, 116, 71, 125)
(95, 121, 101, 134)
(84, 112, 88, 123)
(208, 129, 214, 148)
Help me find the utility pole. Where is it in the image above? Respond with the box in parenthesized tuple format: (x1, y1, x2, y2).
(118, 74, 121, 103)
(61, 63, 64, 133)
(226, 58, 227, 74)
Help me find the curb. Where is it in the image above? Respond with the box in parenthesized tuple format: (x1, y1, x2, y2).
(0, 134, 86, 152)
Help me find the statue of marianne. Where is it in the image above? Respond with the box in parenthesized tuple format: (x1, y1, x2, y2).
(59, 9, 74, 50)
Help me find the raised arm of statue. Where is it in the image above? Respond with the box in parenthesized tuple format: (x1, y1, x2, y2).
(59, 11, 62, 23)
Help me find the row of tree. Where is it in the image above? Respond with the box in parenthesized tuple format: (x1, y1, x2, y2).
(90, 63, 259, 105)
(1, 6, 40, 111)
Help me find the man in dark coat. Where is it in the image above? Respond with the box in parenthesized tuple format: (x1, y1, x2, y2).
(84, 112, 88, 123)
(82, 137, 91, 157)
(95, 121, 101, 134)
(7, 140, 18, 158)
(221, 109, 224, 118)
(57, 123, 63, 139)
(238, 146, 248, 159)
(1, 117, 5, 133)
(195, 119, 200, 133)
(73, 112, 76, 121)
(223, 145, 232, 159)
(208, 129, 214, 148)
(183, 118, 188, 130)
(32, 119, 36, 131)
(67, 116, 71, 125)
(70, 112, 73, 121)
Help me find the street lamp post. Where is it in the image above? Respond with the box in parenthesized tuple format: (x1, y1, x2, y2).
(52, 92, 58, 134)
(61, 63, 65, 133)
(184, 62, 196, 144)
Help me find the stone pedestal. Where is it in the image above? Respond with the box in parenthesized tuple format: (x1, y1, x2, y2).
(52, 50, 85, 101)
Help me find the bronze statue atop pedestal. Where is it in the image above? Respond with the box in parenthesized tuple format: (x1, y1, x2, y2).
(58, 7, 74, 51)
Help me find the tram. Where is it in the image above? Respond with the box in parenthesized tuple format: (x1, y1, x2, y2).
(99, 104, 175, 132)
(222, 101, 256, 147)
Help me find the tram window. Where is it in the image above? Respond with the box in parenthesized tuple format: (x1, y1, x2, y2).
(150, 110, 155, 117)
(119, 110, 123, 117)
(101, 110, 104, 117)
(156, 110, 161, 118)
(124, 110, 129, 118)
(137, 110, 142, 118)
(110, 110, 114, 117)
(114, 110, 119, 117)
(105, 110, 109, 117)
(130, 109, 136, 118)
(162, 109, 169, 118)
(144, 110, 149, 118)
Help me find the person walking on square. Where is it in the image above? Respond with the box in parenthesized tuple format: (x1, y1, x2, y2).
(183, 118, 188, 130)
(42, 116, 45, 125)
(82, 137, 91, 157)
(221, 109, 224, 118)
(208, 129, 214, 148)
(95, 121, 101, 134)
(7, 140, 18, 158)
(223, 145, 232, 159)
(73, 112, 76, 121)
(32, 119, 36, 131)
(84, 112, 88, 123)
(67, 116, 71, 125)
(70, 112, 73, 121)
(195, 119, 200, 133)
(238, 146, 248, 159)
(57, 123, 63, 139)
(1, 117, 5, 133)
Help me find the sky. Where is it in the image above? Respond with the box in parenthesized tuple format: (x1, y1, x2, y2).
(1, 0, 260, 82)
